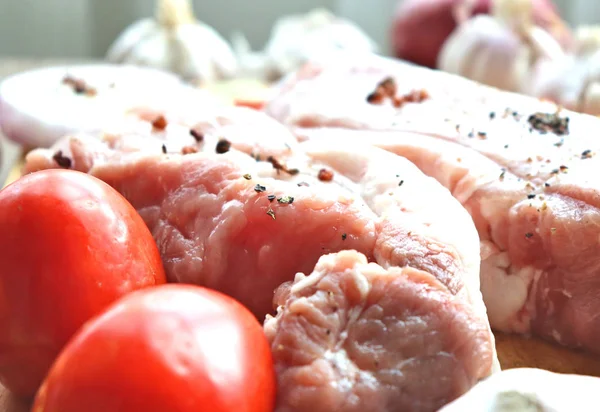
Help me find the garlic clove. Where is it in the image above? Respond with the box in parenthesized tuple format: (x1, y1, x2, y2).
(106, 19, 158, 64)
(176, 24, 238, 82)
(439, 15, 526, 92)
(106, 0, 238, 84)
(575, 25, 600, 57)
(238, 8, 377, 82)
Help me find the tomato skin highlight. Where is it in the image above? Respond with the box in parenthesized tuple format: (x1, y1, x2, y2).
(32, 284, 276, 412)
(0, 169, 166, 398)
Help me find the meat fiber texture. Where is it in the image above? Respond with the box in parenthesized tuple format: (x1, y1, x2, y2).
(439, 367, 600, 412)
(265, 250, 494, 412)
(264, 54, 600, 355)
(23, 106, 496, 410)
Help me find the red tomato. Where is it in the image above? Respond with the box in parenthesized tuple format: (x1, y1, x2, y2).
(0, 169, 166, 398)
(32, 284, 276, 412)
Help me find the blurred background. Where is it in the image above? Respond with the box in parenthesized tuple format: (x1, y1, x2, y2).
(0, 0, 590, 58)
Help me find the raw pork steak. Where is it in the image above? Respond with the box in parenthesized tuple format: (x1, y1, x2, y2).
(22, 107, 497, 407)
(265, 250, 494, 412)
(265, 55, 600, 355)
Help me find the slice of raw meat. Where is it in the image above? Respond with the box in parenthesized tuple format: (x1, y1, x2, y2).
(23, 128, 490, 327)
(264, 250, 494, 412)
(439, 367, 600, 412)
(22, 107, 497, 404)
(265, 54, 600, 354)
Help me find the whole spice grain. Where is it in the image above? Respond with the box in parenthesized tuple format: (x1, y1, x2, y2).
(379, 77, 397, 97)
(341, 233, 347, 240)
(527, 112, 569, 135)
(254, 184, 266, 193)
(243, 174, 252, 180)
(393, 89, 429, 108)
(161, 144, 167, 154)
(216, 139, 231, 154)
(267, 195, 276, 202)
(181, 146, 198, 155)
(525, 232, 534, 239)
(52, 151, 72, 169)
(267, 156, 299, 175)
(190, 128, 204, 142)
(318, 168, 334, 182)
(152, 115, 168, 131)
(582, 149, 593, 159)
(366, 91, 385, 104)
(62, 75, 97, 96)
(277, 196, 294, 204)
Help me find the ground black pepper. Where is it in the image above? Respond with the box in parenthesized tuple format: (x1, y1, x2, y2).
(52, 151, 72, 169)
(216, 139, 231, 154)
(190, 128, 204, 142)
(527, 112, 569, 135)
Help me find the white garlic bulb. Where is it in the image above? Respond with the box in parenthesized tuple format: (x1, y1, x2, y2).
(526, 49, 600, 116)
(438, 0, 564, 93)
(574, 25, 600, 57)
(106, 0, 237, 84)
(233, 8, 378, 82)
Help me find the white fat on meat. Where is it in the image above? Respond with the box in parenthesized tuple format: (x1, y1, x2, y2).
(266, 54, 600, 354)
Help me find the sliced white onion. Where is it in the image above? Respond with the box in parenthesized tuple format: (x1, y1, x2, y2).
(0, 64, 189, 148)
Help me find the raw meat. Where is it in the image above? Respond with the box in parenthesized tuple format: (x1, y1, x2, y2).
(439, 367, 600, 411)
(265, 250, 495, 412)
(265, 54, 600, 354)
(22, 107, 497, 400)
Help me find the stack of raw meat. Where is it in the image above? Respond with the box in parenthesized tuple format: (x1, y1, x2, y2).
(20, 54, 600, 411)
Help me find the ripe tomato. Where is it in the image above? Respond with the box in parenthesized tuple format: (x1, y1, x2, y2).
(0, 169, 166, 398)
(32, 284, 276, 412)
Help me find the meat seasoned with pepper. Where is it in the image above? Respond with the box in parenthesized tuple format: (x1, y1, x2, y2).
(23, 108, 496, 408)
(266, 251, 495, 412)
(266, 53, 600, 355)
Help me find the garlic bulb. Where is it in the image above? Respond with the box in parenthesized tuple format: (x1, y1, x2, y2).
(106, 0, 237, 84)
(233, 8, 378, 82)
(574, 25, 600, 57)
(526, 49, 600, 116)
(438, 0, 564, 93)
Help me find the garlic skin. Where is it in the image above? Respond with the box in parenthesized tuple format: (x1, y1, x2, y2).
(438, 0, 564, 93)
(526, 49, 600, 116)
(233, 8, 378, 82)
(574, 25, 600, 57)
(106, 0, 237, 84)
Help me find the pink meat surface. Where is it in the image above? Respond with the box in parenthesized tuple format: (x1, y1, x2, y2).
(22, 107, 496, 407)
(265, 250, 494, 412)
(265, 54, 600, 354)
